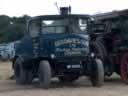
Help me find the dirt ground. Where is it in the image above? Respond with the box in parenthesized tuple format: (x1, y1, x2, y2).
(0, 62, 128, 96)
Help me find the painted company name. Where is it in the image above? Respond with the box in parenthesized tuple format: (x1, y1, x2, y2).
(55, 38, 88, 47)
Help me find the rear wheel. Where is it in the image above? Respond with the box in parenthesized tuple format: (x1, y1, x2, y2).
(91, 41, 113, 76)
(38, 60, 51, 89)
(121, 53, 128, 84)
(91, 40, 107, 61)
(14, 57, 33, 85)
(90, 59, 104, 87)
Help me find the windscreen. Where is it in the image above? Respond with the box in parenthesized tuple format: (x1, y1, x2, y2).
(41, 17, 88, 34)
(41, 19, 68, 34)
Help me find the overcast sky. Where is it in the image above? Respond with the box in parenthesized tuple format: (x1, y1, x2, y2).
(0, 0, 128, 17)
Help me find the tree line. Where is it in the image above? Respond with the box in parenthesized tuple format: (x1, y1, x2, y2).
(0, 15, 31, 43)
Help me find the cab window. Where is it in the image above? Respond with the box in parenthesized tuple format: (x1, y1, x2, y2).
(29, 20, 40, 37)
(41, 19, 68, 34)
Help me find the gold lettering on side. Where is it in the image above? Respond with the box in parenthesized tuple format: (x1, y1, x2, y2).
(55, 38, 88, 47)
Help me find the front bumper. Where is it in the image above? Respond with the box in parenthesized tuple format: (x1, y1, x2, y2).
(53, 55, 89, 61)
(53, 56, 90, 76)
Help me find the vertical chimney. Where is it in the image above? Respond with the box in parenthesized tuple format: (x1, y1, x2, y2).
(60, 7, 71, 15)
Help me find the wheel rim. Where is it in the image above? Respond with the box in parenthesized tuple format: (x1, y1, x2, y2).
(121, 53, 128, 81)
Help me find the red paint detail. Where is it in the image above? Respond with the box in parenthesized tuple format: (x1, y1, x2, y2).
(121, 53, 128, 81)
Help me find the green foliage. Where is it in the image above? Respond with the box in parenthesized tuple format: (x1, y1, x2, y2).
(0, 15, 31, 43)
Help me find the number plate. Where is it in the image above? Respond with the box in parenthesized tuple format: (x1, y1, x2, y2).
(67, 65, 81, 69)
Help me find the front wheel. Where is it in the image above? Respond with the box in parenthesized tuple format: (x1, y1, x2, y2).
(14, 57, 33, 85)
(90, 59, 104, 87)
(38, 60, 51, 89)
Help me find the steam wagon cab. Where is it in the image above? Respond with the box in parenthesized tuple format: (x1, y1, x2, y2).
(13, 7, 104, 88)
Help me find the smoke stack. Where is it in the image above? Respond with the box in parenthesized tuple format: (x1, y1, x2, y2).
(60, 7, 71, 15)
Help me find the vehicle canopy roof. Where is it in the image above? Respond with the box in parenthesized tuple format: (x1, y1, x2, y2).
(93, 9, 128, 21)
(29, 14, 91, 21)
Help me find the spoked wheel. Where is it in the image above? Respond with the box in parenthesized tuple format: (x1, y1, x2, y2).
(121, 53, 128, 84)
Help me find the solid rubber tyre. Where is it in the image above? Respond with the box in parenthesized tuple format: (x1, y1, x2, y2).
(38, 60, 51, 89)
(90, 59, 104, 87)
(14, 57, 33, 85)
